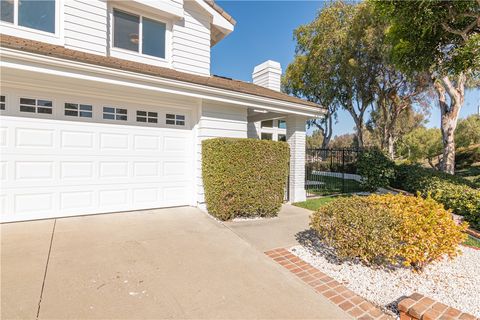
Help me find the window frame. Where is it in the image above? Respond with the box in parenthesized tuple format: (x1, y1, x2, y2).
(19, 97, 53, 115)
(261, 120, 274, 128)
(261, 132, 273, 141)
(0, 95, 6, 111)
(103, 107, 128, 121)
(64, 102, 93, 118)
(136, 110, 158, 124)
(110, 6, 170, 64)
(0, 0, 62, 43)
(165, 113, 185, 126)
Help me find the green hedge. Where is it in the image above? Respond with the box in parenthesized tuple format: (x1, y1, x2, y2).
(202, 138, 289, 221)
(357, 148, 395, 191)
(393, 164, 480, 229)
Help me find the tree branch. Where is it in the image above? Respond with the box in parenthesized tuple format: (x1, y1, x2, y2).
(441, 18, 479, 41)
(440, 76, 460, 102)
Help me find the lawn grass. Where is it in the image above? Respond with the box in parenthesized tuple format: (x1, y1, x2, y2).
(293, 196, 340, 211)
(306, 174, 365, 196)
(463, 235, 480, 249)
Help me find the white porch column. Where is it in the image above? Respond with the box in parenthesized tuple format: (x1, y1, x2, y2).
(247, 121, 260, 139)
(286, 115, 307, 203)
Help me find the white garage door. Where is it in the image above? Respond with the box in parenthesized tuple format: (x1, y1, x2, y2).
(0, 96, 194, 223)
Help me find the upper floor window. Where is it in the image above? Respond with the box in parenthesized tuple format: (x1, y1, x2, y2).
(113, 9, 166, 59)
(1, 0, 55, 34)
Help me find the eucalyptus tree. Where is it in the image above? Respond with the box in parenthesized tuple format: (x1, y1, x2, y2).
(372, 0, 480, 173)
(283, 56, 337, 149)
(284, 1, 428, 150)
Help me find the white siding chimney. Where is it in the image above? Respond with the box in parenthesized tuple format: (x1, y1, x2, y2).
(252, 60, 282, 92)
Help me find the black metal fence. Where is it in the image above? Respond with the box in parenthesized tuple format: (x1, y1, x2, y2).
(305, 148, 363, 197)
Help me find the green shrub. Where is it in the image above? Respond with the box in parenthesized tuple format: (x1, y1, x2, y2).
(310, 194, 467, 271)
(455, 144, 480, 169)
(357, 148, 395, 191)
(202, 138, 289, 221)
(393, 164, 480, 229)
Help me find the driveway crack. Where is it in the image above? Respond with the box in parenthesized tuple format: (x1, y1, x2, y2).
(36, 219, 57, 320)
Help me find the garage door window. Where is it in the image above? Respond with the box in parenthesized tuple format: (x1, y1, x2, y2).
(20, 98, 53, 114)
(166, 114, 185, 126)
(65, 103, 93, 118)
(0, 95, 5, 110)
(136, 111, 158, 123)
(103, 107, 127, 121)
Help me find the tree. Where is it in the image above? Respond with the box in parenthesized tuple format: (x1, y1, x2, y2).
(285, 1, 380, 148)
(306, 129, 324, 149)
(397, 127, 443, 168)
(456, 114, 480, 148)
(372, 0, 480, 173)
(283, 56, 337, 148)
(330, 134, 356, 149)
(368, 106, 426, 158)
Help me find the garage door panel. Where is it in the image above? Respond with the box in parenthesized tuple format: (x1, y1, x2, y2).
(1, 115, 194, 222)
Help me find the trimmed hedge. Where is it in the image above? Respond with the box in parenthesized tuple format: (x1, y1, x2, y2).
(311, 194, 467, 271)
(202, 138, 289, 221)
(393, 164, 480, 229)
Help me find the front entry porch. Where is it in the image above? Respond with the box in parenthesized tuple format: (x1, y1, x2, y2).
(247, 109, 308, 203)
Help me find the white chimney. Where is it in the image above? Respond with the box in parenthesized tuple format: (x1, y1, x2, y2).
(252, 60, 282, 92)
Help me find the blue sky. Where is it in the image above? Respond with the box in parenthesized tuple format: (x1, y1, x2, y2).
(211, 1, 480, 137)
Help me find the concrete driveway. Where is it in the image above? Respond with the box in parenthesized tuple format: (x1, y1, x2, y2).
(1, 206, 350, 319)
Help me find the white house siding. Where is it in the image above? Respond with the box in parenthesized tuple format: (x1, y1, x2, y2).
(64, 0, 108, 55)
(195, 101, 248, 206)
(172, 1, 211, 76)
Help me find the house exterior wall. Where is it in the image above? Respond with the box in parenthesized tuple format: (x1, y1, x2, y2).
(195, 100, 248, 207)
(172, 1, 211, 75)
(0, 0, 213, 75)
(64, 0, 108, 55)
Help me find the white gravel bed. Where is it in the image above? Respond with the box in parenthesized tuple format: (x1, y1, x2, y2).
(290, 244, 480, 317)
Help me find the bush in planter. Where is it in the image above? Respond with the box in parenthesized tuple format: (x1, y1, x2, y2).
(393, 164, 480, 229)
(202, 138, 289, 221)
(357, 148, 395, 191)
(310, 194, 467, 271)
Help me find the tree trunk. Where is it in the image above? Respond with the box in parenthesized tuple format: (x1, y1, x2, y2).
(434, 74, 465, 175)
(321, 114, 333, 149)
(440, 111, 458, 174)
(387, 134, 395, 159)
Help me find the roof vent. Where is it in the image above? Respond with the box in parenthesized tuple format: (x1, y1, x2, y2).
(252, 60, 282, 92)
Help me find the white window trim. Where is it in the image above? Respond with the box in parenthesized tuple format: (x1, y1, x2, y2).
(103, 107, 128, 121)
(136, 110, 158, 124)
(64, 102, 93, 118)
(0, 0, 64, 45)
(19, 96, 54, 116)
(166, 113, 185, 126)
(108, 5, 172, 68)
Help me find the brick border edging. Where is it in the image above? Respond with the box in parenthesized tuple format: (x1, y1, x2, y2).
(265, 248, 393, 320)
(398, 293, 477, 320)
